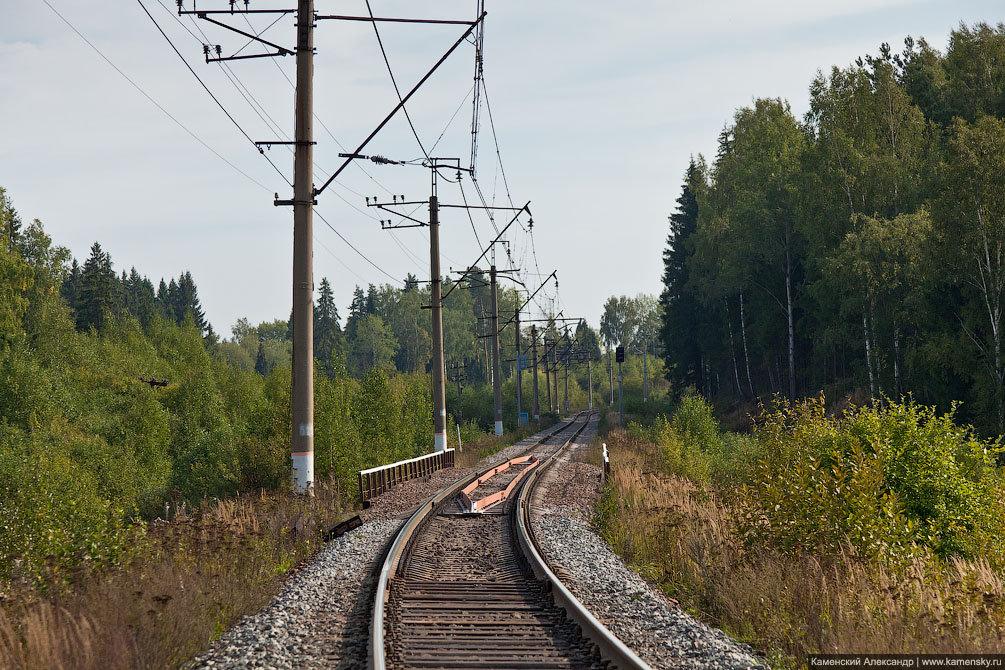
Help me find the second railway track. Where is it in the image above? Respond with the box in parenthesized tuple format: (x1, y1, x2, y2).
(370, 413, 649, 670)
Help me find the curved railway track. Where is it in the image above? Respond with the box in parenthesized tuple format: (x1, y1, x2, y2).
(369, 413, 650, 670)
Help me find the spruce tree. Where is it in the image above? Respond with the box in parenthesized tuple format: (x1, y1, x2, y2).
(345, 285, 366, 341)
(62, 258, 82, 310)
(76, 242, 119, 332)
(177, 271, 207, 332)
(314, 277, 342, 374)
(660, 160, 704, 393)
(166, 278, 181, 322)
(123, 268, 156, 327)
(255, 341, 268, 376)
(364, 283, 378, 314)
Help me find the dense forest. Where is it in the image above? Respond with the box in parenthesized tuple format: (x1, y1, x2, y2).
(659, 22, 1005, 436)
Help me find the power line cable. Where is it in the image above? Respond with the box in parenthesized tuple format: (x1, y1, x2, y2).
(245, 13, 397, 198)
(365, 0, 430, 160)
(315, 209, 405, 287)
(165, 4, 291, 144)
(314, 233, 369, 285)
(430, 84, 475, 155)
(136, 0, 292, 186)
(481, 77, 515, 208)
(457, 177, 483, 250)
(40, 0, 272, 192)
(231, 12, 287, 58)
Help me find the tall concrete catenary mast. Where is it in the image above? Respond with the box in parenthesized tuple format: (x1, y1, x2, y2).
(291, 0, 315, 492)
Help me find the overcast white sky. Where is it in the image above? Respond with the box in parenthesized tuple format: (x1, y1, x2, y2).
(1, 1, 1001, 337)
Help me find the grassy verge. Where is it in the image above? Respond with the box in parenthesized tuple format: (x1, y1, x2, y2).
(0, 482, 346, 670)
(594, 397, 1005, 666)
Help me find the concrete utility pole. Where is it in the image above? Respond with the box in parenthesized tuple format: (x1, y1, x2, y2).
(544, 339, 553, 413)
(617, 346, 624, 425)
(609, 350, 614, 404)
(587, 357, 593, 410)
(490, 266, 503, 436)
(563, 354, 569, 412)
(290, 0, 315, 493)
(643, 341, 648, 403)
(515, 309, 523, 425)
(429, 174, 447, 451)
(618, 360, 623, 424)
(551, 346, 559, 413)
(449, 361, 465, 428)
(531, 325, 540, 420)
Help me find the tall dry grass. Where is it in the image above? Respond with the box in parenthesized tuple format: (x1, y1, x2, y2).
(0, 481, 347, 670)
(597, 429, 1005, 664)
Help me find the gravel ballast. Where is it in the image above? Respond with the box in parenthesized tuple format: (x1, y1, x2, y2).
(532, 516, 762, 670)
(530, 417, 763, 669)
(190, 520, 400, 670)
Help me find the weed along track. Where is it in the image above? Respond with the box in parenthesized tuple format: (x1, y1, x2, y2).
(371, 413, 651, 670)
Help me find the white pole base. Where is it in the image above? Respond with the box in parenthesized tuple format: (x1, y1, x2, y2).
(291, 452, 314, 493)
(494, 420, 503, 436)
(434, 432, 447, 452)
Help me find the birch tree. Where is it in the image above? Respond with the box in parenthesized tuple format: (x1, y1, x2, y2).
(936, 116, 1005, 433)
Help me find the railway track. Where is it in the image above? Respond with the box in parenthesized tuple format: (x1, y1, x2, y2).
(369, 413, 650, 670)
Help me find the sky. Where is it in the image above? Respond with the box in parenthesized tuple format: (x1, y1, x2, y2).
(1, 0, 1002, 338)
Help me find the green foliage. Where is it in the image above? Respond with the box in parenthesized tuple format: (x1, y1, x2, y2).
(660, 159, 705, 394)
(625, 393, 743, 483)
(0, 246, 33, 349)
(0, 428, 147, 585)
(658, 23, 1005, 436)
(743, 397, 1005, 565)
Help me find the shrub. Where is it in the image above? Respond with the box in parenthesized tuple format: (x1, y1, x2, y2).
(671, 392, 722, 453)
(742, 397, 1005, 565)
(0, 429, 146, 586)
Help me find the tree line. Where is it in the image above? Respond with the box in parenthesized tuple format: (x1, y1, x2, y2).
(221, 270, 608, 393)
(660, 22, 1005, 436)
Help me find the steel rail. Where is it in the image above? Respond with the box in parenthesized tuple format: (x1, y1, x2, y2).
(368, 415, 583, 670)
(516, 420, 652, 670)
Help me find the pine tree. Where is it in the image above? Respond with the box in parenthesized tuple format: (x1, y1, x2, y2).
(660, 160, 704, 393)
